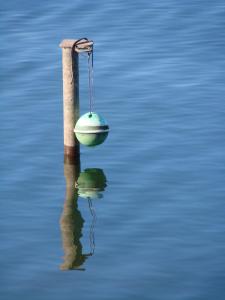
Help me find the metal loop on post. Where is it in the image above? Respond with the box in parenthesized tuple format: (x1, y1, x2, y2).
(71, 38, 93, 53)
(60, 38, 94, 53)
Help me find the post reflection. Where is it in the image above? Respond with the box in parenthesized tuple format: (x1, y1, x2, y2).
(60, 160, 107, 271)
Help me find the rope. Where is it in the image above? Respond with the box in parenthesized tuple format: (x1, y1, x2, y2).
(71, 38, 94, 117)
(87, 48, 94, 116)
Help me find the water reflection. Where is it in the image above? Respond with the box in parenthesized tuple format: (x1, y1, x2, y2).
(60, 161, 107, 270)
(76, 168, 107, 199)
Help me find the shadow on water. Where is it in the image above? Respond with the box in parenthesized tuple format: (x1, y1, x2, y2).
(60, 159, 107, 271)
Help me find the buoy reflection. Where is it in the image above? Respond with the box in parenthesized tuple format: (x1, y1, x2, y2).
(76, 168, 107, 199)
(60, 162, 107, 271)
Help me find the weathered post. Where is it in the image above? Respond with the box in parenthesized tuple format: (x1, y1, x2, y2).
(59, 39, 93, 163)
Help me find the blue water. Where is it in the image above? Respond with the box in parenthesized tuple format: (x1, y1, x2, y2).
(1, 1, 225, 299)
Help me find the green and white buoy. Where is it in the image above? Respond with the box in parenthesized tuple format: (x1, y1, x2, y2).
(74, 112, 109, 147)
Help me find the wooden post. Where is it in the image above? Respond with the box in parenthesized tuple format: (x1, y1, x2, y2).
(59, 39, 93, 163)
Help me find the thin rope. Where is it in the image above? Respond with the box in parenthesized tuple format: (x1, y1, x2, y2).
(87, 47, 94, 116)
(71, 38, 94, 116)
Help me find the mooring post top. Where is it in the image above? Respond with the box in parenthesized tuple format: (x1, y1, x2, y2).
(59, 39, 94, 53)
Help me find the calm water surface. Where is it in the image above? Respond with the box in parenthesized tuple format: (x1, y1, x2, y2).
(1, 1, 225, 299)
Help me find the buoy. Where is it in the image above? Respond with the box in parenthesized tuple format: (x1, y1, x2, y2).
(74, 112, 109, 147)
(76, 168, 107, 199)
